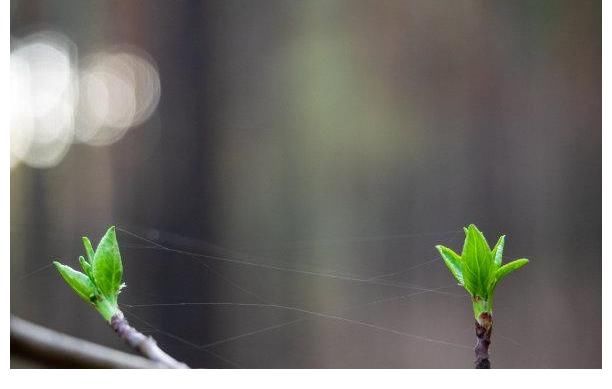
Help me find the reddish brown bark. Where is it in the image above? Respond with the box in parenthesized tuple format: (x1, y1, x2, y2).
(474, 312, 492, 369)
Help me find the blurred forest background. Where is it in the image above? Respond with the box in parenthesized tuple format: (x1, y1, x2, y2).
(10, 0, 601, 368)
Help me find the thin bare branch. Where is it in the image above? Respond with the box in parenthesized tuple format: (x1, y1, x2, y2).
(10, 315, 164, 368)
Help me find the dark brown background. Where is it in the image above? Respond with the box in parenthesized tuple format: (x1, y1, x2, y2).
(11, 0, 601, 368)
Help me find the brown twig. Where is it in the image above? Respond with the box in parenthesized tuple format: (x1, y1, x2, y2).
(110, 312, 189, 368)
(474, 312, 492, 369)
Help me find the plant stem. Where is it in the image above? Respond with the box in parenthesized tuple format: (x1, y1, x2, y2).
(95, 297, 119, 322)
(474, 312, 492, 369)
(110, 311, 189, 368)
(471, 297, 492, 321)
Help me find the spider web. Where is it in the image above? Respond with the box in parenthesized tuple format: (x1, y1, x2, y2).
(15, 225, 527, 368)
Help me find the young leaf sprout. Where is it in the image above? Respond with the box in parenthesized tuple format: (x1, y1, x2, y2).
(436, 224, 529, 369)
(53, 226, 188, 368)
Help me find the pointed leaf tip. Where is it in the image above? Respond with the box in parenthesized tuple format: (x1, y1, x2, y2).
(92, 226, 123, 303)
(82, 237, 95, 263)
(436, 245, 464, 285)
(494, 258, 529, 287)
(461, 224, 495, 299)
(492, 235, 506, 267)
(54, 261, 96, 304)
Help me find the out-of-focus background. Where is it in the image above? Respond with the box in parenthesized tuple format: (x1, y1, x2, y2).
(10, 0, 601, 368)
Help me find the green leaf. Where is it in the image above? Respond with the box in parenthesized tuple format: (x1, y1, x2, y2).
(491, 235, 505, 267)
(82, 237, 95, 263)
(53, 261, 96, 304)
(435, 225, 529, 320)
(92, 226, 123, 303)
(435, 245, 463, 285)
(495, 258, 529, 286)
(461, 225, 494, 298)
(78, 255, 93, 279)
